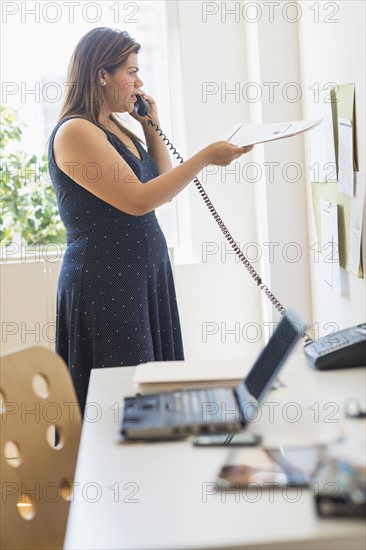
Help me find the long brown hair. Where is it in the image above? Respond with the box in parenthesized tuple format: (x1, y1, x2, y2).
(59, 27, 142, 142)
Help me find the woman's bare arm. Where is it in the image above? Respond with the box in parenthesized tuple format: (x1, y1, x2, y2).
(53, 118, 253, 216)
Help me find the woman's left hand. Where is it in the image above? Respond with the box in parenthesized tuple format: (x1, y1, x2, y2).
(130, 91, 158, 124)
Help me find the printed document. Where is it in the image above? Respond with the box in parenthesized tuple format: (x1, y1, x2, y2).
(226, 118, 322, 147)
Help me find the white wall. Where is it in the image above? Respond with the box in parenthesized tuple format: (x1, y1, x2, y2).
(172, 0, 314, 361)
(173, 0, 365, 358)
(245, 2, 313, 328)
(0, 257, 59, 354)
(297, 0, 366, 333)
(172, 1, 263, 361)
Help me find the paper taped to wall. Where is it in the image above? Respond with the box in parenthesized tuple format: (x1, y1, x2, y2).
(320, 199, 341, 296)
(310, 88, 337, 183)
(349, 172, 365, 276)
(338, 118, 354, 196)
(226, 118, 322, 147)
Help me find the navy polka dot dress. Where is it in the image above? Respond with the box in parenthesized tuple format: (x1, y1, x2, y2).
(48, 116, 184, 414)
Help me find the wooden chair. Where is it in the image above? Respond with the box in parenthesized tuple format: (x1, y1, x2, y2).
(0, 346, 82, 549)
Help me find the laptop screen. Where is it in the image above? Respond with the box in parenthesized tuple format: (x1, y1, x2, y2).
(242, 310, 306, 403)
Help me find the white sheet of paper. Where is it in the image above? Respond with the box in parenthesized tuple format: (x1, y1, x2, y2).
(310, 89, 337, 182)
(226, 118, 322, 147)
(320, 199, 341, 295)
(349, 172, 366, 276)
(338, 118, 354, 196)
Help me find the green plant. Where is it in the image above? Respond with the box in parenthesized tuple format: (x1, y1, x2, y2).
(0, 106, 66, 246)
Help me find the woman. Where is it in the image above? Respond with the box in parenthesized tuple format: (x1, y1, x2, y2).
(48, 27, 253, 415)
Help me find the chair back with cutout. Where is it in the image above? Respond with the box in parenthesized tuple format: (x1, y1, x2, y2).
(0, 346, 82, 549)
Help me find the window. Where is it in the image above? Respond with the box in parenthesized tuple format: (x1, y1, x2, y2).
(1, 1, 182, 251)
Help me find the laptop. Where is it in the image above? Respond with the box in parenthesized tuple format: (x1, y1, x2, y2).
(120, 309, 306, 440)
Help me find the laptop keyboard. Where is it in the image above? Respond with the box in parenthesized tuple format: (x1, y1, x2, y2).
(161, 388, 239, 424)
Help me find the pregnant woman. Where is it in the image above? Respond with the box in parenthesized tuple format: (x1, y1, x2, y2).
(48, 27, 253, 414)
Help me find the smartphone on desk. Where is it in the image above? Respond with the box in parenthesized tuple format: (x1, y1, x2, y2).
(304, 323, 366, 370)
(217, 445, 327, 488)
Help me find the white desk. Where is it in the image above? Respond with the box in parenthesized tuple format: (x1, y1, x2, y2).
(64, 355, 366, 550)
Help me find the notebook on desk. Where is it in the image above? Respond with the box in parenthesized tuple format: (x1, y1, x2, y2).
(133, 359, 252, 394)
(120, 310, 307, 441)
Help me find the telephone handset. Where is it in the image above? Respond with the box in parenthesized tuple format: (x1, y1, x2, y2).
(134, 94, 150, 117)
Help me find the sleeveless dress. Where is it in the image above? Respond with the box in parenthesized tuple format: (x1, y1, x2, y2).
(48, 116, 184, 414)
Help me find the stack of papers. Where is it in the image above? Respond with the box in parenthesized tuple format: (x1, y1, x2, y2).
(133, 359, 251, 394)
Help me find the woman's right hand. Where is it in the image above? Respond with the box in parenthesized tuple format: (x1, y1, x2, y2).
(203, 141, 254, 166)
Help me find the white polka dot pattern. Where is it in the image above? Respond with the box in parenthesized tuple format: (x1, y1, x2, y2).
(48, 116, 184, 414)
